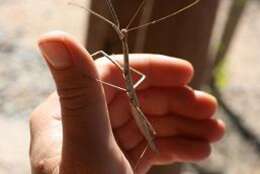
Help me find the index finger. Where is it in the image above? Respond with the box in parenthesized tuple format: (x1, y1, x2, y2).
(95, 54, 194, 103)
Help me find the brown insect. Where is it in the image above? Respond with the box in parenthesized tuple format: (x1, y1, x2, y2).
(69, 0, 200, 169)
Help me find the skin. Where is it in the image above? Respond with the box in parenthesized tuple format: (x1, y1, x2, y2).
(29, 31, 225, 174)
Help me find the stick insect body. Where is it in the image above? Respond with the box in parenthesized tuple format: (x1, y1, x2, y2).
(69, 0, 200, 160)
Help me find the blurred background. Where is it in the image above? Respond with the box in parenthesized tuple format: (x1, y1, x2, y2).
(0, 0, 259, 173)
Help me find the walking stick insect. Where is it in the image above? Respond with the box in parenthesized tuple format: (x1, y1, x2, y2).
(69, 0, 200, 168)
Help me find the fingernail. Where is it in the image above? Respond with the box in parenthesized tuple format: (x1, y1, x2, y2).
(39, 41, 72, 68)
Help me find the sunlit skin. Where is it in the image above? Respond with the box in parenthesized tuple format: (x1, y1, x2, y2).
(29, 31, 225, 174)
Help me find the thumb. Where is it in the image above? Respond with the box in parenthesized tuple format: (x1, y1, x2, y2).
(38, 31, 120, 171)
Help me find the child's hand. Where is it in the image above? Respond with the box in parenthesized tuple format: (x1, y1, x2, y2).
(29, 31, 225, 174)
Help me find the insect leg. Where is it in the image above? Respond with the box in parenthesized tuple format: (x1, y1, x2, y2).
(91, 50, 126, 92)
(92, 50, 124, 72)
(92, 50, 146, 90)
(130, 67, 146, 89)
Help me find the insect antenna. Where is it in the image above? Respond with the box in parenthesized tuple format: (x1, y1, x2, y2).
(68, 1, 118, 30)
(105, 0, 120, 27)
(126, 0, 146, 30)
(128, 0, 200, 32)
(133, 0, 154, 52)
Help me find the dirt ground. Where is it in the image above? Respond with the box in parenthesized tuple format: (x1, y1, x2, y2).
(0, 0, 259, 173)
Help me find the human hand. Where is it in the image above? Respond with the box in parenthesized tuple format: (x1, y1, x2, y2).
(29, 31, 225, 174)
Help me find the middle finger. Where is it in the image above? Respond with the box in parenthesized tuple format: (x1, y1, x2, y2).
(113, 115, 224, 151)
(109, 86, 217, 128)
